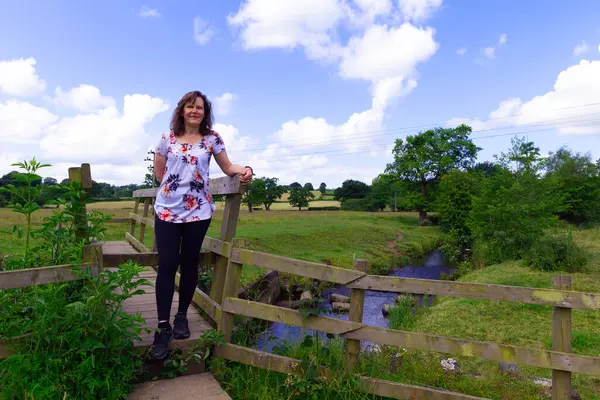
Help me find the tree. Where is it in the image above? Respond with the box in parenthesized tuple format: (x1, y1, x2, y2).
(318, 183, 327, 197)
(469, 137, 560, 264)
(289, 187, 314, 211)
(333, 179, 370, 203)
(471, 161, 503, 178)
(263, 177, 285, 210)
(303, 182, 314, 191)
(543, 147, 600, 224)
(289, 182, 302, 190)
(370, 174, 398, 211)
(242, 178, 267, 212)
(385, 124, 480, 223)
(437, 171, 479, 244)
(43, 177, 58, 186)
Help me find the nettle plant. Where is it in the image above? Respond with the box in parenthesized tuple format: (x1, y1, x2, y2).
(0, 158, 154, 399)
(0, 158, 111, 270)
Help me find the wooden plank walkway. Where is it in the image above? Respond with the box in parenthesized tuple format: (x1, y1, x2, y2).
(128, 373, 231, 400)
(103, 241, 213, 348)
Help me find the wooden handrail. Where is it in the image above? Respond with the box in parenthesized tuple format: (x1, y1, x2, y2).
(0, 262, 99, 290)
(133, 175, 246, 198)
(222, 297, 600, 376)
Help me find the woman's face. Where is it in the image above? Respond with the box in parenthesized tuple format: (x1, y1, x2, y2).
(182, 96, 205, 128)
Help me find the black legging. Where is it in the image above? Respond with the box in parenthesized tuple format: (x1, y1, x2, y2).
(154, 215, 211, 322)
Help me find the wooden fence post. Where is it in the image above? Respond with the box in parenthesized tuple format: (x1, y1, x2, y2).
(218, 238, 244, 342)
(345, 258, 368, 370)
(82, 240, 104, 274)
(138, 197, 151, 247)
(210, 193, 242, 305)
(68, 163, 93, 241)
(130, 198, 140, 237)
(552, 275, 572, 400)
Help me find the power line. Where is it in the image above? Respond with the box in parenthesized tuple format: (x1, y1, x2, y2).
(228, 101, 600, 153)
(239, 112, 600, 155)
(235, 119, 600, 165)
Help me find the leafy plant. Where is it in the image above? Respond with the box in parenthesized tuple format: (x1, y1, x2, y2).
(523, 232, 590, 272)
(0, 262, 152, 399)
(0, 158, 51, 261)
(161, 330, 226, 378)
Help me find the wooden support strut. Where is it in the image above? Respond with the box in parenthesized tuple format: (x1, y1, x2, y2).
(218, 238, 244, 342)
(345, 258, 367, 370)
(552, 275, 572, 400)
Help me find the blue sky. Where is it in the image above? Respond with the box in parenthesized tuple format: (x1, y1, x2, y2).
(1, 0, 600, 187)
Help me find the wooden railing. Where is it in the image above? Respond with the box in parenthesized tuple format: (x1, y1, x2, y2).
(194, 238, 598, 400)
(5, 161, 595, 399)
(125, 176, 600, 400)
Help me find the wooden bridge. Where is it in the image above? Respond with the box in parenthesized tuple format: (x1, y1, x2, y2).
(2, 163, 600, 399)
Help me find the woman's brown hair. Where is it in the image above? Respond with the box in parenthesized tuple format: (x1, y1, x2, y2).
(170, 91, 214, 136)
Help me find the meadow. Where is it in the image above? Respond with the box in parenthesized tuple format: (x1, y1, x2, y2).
(3, 200, 600, 398)
(0, 200, 438, 284)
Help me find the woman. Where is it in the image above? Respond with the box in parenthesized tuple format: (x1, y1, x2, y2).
(151, 90, 253, 359)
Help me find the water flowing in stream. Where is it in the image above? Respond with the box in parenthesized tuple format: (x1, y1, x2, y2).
(255, 251, 454, 352)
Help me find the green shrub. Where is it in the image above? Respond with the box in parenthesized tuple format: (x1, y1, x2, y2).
(0, 262, 151, 399)
(524, 233, 590, 272)
(307, 206, 341, 211)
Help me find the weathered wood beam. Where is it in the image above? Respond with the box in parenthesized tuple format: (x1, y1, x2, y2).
(231, 248, 367, 285)
(347, 275, 600, 310)
(133, 175, 246, 198)
(223, 297, 600, 375)
(125, 232, 151, 253)
(0, 262, 98, 290)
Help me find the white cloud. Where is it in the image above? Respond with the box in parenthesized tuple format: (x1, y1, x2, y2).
(194, 16, 215, 45)
(0, 100, 58, 142)
(227, 0, 346, 61)
(39, 94, 169, 163)
(499, 33, 507, 45)
(573, 41, 590, 56)
(52, 84, 116, 113)
(0, 57, 46, 97)
(340, 23, 437, 82)
(138, 6, 161, 18)
(397, 0, 443, 22)
(456, 48, 466, 56)
(448, 59, 600, 136)
(212, 93, 237, 116)
(482, 46, 495, 59)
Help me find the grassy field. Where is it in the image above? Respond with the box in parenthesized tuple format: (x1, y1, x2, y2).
(5, 200, 600, 398)
(0, 201, 440, 285)
(398, 226, 600, 399)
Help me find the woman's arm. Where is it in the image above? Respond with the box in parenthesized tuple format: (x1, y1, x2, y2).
(214, 149, 253, 183)
(154, 153, 167, 182)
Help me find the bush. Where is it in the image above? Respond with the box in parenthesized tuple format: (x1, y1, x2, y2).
(0, 262, 150, 399)
(307, 206, 340, 211)
(340, 198, 384, 212)
(523, 233, 590, 272)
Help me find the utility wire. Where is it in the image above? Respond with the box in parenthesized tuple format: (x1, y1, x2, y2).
(228, 101, 600, 152)
(235, 119, 600, 165)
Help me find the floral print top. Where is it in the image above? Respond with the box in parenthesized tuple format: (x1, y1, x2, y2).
(153, 130, 225, 223)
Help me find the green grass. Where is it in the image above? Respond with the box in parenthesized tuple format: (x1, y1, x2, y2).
(0, 204, 442, 286)
(406, 227, 600, 399)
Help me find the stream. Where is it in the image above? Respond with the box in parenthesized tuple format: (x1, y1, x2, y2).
(255, 251, 454, 352)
